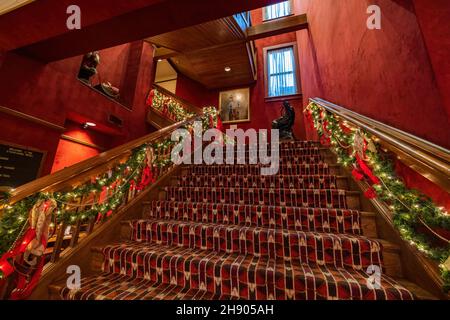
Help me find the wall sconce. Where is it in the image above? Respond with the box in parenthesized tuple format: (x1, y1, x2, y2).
(83, 122, 97, 129)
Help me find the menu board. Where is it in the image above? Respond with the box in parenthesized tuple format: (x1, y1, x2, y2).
(0, 143, 45, 188)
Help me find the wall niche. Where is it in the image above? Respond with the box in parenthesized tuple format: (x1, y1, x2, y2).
(77, 41, 146, 110)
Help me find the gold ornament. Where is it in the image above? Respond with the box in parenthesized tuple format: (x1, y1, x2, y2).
(353, 130, 366, 159)
(354, 130, 377, 159)
(444, 255, 450, 271)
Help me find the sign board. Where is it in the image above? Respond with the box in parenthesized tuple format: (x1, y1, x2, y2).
(0, 143, 45, 188)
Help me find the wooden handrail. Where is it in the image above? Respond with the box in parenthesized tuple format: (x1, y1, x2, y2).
(152, 84, 203, 115)
(7, 115, 200, 206)
(310, 98, 450, 192)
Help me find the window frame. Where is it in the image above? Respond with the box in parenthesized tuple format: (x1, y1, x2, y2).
(262, 0, 294, 22)
(263, 42, 302, 102)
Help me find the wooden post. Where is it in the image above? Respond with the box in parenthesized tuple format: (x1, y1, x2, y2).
(69, 219, 82, 248)
(50, 222, 67, 263)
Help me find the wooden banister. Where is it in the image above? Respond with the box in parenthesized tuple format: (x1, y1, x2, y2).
(310, 98, 450, 193)
(6, 115, 199, 207)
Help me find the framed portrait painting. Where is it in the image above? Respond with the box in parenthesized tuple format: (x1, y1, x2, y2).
(219, 88, 250, 124)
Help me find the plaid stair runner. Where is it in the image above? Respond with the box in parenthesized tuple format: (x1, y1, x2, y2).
(58, 141, 414, 300)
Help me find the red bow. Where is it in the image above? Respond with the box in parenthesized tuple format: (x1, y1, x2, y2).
(137, 166, 155, 191)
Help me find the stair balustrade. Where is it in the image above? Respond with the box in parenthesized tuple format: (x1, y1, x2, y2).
(306, 98, 450, 293)
(0, 106, 220, 300)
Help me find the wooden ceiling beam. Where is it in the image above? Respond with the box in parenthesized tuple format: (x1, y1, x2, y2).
(153, 46, 179, 60)
(246, 14, 308, 41)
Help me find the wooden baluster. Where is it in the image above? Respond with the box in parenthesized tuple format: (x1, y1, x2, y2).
(86, 217, 96, 234)
(51, 222, 67, 263)
(69, 219, 82, 248)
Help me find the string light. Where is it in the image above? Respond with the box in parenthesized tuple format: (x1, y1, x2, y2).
(0, 101, 221, 288)
(305, 101, 450, 292)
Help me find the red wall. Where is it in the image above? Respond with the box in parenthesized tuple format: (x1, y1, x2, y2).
(293, 0, 449, 207)
(0, 41, 154, 177)
(51, 121, 113, 173)
(294, 0, 449, 148)
(175, 74, 218, 108)
(395, 160, 450, 210)
(412, 0, 450, 121)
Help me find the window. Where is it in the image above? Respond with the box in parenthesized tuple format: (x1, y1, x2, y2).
(265, 45, 300, 98)
(263, 1, 292, 21)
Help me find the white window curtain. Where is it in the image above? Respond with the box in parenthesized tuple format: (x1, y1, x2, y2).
(264, 1, 291, 20)
(268, 46, 297, 97)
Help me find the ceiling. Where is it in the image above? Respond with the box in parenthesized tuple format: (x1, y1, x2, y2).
(1, 0, 282, 61)
(147, 16, 257, 90)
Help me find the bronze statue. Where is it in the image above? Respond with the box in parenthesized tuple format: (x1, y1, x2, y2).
(272, 100, 296, 140)
(78, 51, 100, 83)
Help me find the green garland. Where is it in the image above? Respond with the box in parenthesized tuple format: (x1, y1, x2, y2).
(305, 102, 450, 292)
(149, 89, 195, 122)
(0, 107, 220, 262)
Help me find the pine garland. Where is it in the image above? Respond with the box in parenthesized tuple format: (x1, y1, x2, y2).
(148, 89, 195, 122)
(0, 107, 220, 263)
(305, 102, 450, 292)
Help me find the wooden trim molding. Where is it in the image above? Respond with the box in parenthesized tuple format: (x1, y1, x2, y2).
(247, 14, 308, 41)
(0, 105, 66, 132)
(60, 135, 105, 151)
(265, 93, 303, 103)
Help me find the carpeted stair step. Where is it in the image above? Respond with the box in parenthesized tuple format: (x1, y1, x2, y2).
(209, 147, 326, 158)
(225, 141, 320, 150)
(183, 163, 339, 176)
(139, 201, 363, 235)
(162, 187, 360, 209)
(85, 242, 413, 300)
(173, 174, 348, 190)
(216, 152, 326, 162)
(50, 273, 238, 300)
(122, 220, 383, 271)
(276, 140, 321, 148)
(224, 149, 331, 162)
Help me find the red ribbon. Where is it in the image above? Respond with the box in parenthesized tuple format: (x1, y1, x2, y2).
(355, 153, 380, 185)
(320, 120, 331, 145)
(364, 187, 378, 199)
(0, 227, 45, 300)
(216, 117, 224, 132)
(353, 141, 380, 199)
(352, 168, 365, 181)
(137, 166, 155, 191)
(96, 212, 103, 223)
(305, 110, 315, 131)
(146, 89, 155, 106)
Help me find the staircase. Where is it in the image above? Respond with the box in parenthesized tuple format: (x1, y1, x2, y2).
(48, 140, 435, 300)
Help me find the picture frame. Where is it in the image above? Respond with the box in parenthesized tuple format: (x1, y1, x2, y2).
(218, 87, 251, 124)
